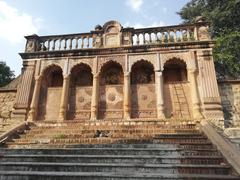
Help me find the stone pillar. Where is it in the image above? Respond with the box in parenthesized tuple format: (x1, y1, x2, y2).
(90, 73, 99, 120)
(123, 72, 131, 119)
(59, 74, 70, 121)
(27, 75, 42, 122)
(155, 71, 165, 119)
(12, 61, 35, 121)
(188, 69, 203, 119)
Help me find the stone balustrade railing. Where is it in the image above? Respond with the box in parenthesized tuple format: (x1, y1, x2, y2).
(132, 24, 198, 45)
(41, 33, 93, 51)
(24, 21, 210, 53)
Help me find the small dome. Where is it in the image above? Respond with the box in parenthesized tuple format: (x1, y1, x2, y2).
(95, 24, 102, 31)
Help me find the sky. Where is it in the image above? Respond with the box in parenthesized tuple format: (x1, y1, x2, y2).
(0, 0, 190, 76)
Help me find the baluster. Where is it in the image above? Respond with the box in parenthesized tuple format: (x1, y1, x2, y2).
(52, 40, 56, 51)
(136, 34, 140, 45)
(69, 38, 72, 50)
(194, 26, 198, 41)
(81, 37, 84, 48)
(59, 39, 62, 50)
(47, 40, 50, 51)
(187, 29, 190, 41)
(86, 36, 89, 48)
(75, 37, 79, 49)
(155, 32, 158, 43)
(143, 33, 146, 44)
(149, 33, 152, 43)
(64, 39, 67, 50)
(180, 30, 184, 42)
(167, 30, 170, 43)
(41, 42, 45, 51)
(174, 30, 177, 42)
(161, 32, 165, 43)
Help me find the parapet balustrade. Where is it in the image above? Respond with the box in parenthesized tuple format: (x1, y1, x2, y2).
(39, 33, 93, 52)
(24, 22, 209, 53)
(132, 24, 197, 45)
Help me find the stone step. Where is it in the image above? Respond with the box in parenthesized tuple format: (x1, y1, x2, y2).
(0, 147, 182, 155)
(14, 133, 208, 140)
(0, 171, 238, 180)
(0, 154, 224, 164)
(24, 127, 200, 134)
(32, 125, 198, 129)
(34, 120, 197, 126)
(0, 147, 221, 157)
(13, 130, 206, 138)
(0, 162, 232, 175)
(11, 137, 213, 144)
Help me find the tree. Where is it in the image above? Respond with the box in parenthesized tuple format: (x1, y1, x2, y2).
(0, 61, 15, 87)
(178, 0, 240, 79)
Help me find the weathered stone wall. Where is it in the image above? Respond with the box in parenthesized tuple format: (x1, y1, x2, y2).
(218, 80, 240, 128)
(0, 91, 16, 121)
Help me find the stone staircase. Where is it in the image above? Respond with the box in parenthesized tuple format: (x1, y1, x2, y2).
(0, 119, 239, 179)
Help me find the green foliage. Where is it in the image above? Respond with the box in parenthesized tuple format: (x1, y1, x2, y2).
(178, 0, 240, 79)
(0, 61, 15, 87)
(214, 31, 240, 78)
(177, 0, 205, 24)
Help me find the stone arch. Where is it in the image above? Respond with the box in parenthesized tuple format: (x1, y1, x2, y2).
(70, 63, 93, 87)
(160, 53, 189, 70)
(131, 59, 155, 84)
(69, 60, 93, 74)
(130, 59, 157, 119)
(163, 58, 187, 83)
(98, 58, 124, 74)
(130, 58, 156, 72)
(99, 60, 124, 85)
(162, 58, 192, 119)
(40, 63, 63, 77)
(37, 64, 63, 121)
(98, 60, 124, 119)
(41, 64, 63, 87)
(67, 63, 93, 120)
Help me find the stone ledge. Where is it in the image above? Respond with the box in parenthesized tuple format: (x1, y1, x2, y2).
(0, 121, 28, 144)
(200, 120, 240, 174)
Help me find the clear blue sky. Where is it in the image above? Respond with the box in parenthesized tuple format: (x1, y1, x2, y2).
(0, 0, 189, 75)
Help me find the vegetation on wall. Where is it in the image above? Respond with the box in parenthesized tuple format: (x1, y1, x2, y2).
(178, 0, 240, 79)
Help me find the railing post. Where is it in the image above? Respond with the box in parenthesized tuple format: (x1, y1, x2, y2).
(25, 34, 41, 52)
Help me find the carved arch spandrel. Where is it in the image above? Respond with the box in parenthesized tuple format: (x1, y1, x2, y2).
(160, 52, 194, 70)
(97, 56, 125, 73)
(128, 54, 157, 71)
(68, 58, 93, 73)
(40, 63, 63, 76)
(39, 59, 64, 76)
(163, 58, 187, 68)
